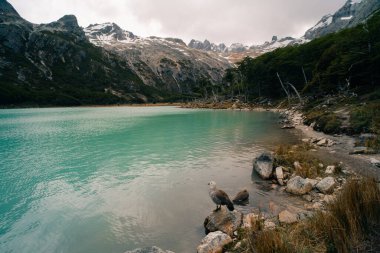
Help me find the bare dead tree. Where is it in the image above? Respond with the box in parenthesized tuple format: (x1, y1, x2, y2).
(287, 82, 303, 104)
(277, 72, 290, 104)
(302, 66, 308, 86)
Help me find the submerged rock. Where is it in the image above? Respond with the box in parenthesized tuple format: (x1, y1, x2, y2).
(286, 176, 313, 195)
(197, 231, 232, 253)
(204, 207, 243, 236)
(253, 152, 274, 179)
(125, 246, 174, 253)
(316, 177, 336, 194)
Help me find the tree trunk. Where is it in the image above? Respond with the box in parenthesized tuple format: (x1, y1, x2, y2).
(277, 72, 290, 104)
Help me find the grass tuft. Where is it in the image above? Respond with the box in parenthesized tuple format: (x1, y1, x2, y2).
(274, 144, 322, 178)
(234, 177, 380, 253)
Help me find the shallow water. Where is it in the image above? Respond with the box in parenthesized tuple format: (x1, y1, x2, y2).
(0, 106, 301, 253)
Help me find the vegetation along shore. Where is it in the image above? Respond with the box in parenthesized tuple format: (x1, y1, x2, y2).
(1, 0, 380, 252)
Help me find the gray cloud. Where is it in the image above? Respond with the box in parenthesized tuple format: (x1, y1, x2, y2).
(9, 0, 346, 45)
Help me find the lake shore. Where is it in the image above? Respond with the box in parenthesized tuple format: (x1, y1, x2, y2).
(181, 100, 380, 180)
(179, 101, 380, 253)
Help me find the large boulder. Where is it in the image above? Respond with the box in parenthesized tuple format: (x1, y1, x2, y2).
(253, 152, 274, 179)
(316, 177, 336, 194)
(197, 231, 232, 253)
(204, 207, 243, 236)
(286, 176, 313, 195)
(124, 246, 174, 253)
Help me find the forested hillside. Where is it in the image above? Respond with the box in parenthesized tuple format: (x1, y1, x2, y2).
(224, 11, 380, 100)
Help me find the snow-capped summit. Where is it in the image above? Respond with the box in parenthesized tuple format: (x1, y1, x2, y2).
(304, 0, 380, 40)
(84, 22, 137, 45)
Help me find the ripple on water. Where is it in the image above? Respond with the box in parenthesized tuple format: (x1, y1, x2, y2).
(0, 107, 301, 253)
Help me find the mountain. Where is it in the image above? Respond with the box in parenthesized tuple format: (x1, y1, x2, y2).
(84, 23, 231, 94)
(305, 0, 380, 40)
(0, 0, 231, 106)
(188, 36, 303, 63)
(189, 0, 380, 63)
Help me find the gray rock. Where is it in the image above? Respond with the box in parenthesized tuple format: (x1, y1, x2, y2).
(204, 207, 243, 236)
(125, 246, 174, 253)
(197, 231, 232, 253)
(278, 210, 298, 224)
(286, 176, 313, 195)
(316, 177, 336, 194)
(253, 153, 274, 179)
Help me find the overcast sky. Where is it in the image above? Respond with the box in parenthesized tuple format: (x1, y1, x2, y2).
(9, 0, 347, 45)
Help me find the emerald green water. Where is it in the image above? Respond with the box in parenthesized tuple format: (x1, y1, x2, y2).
(0, 107, 299, 253)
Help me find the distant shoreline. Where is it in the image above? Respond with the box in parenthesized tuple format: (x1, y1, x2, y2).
(0, 102, 185, 110)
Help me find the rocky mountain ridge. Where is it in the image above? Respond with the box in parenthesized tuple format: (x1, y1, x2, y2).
(188, 0, 379, 62)
(0, 0, 231, 105)
(305, 0, 380, 40)
(83, 22, 231, 92)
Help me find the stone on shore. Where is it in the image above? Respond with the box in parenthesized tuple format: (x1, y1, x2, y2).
(349, 146, 376, 155)
(125, 246, 174, 253)
(286, 176, 313, 195)
(204, 207, 243, 236)
(253, 153, 274, 179)
(242, 213, 259, 229)
(197, 231, 232, 253)
(264, 220, 276, 230)
(305, 178, 319, 188)
(278, 210, 298, 224)
(275, 167, 284, 185)
(293, 161, 303, 173)
(316, 177, 336, 194)
(370, 158, 380, 168)
(325, 165, 335, 174)
(281, 124, 295, 129)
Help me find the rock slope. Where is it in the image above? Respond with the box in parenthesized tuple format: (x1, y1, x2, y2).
(0, 0, 231, 105)
(84, 23, 231, 94)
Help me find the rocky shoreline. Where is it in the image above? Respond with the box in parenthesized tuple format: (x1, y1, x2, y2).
(125, 102, 380, 253)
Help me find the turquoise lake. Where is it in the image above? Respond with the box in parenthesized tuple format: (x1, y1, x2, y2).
(0, 106, 300, 253)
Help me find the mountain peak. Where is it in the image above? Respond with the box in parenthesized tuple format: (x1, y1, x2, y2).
(84, 22, 137, 45)
(0, 0, 21, 18)
(57, 15, 79, 27)
(304, 0, 380, 40)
